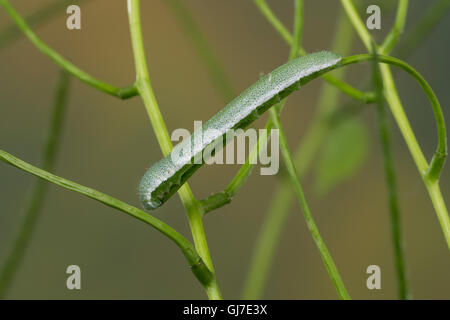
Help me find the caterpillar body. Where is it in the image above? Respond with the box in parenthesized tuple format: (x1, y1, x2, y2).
(139, 51, 342, 210)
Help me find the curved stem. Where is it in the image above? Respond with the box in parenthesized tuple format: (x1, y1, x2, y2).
(380, 63, 450, 248)
(341, 54, 447, 175)
(0, 0, 88, 52)
(0, 0, 138, 99)
(0, 149, 213, 289)
(0, 71, 70, 298)
(126, 0, 221, 299)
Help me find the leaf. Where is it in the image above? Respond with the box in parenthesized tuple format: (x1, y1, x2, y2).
(314, 118, 369, 194)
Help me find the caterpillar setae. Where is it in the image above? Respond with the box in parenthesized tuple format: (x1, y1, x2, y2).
(139, 51, 342, 210)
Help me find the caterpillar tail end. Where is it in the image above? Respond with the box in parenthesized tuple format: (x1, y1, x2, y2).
(140, 193, 162, 210)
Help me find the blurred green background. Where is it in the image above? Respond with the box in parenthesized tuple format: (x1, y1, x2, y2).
(0, 0, 449, 299)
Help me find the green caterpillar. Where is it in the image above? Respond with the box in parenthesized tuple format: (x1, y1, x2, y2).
(139, 51, 342, 210)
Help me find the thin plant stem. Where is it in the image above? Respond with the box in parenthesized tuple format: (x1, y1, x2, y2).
(340, 54, 447, 173)
(126, 0, 221, 299)
(288, 0, 303, 61)
(253, 0, 292, 45)
(242, 8, 355, 299)
(0, 0, 138, 99)
(164, 0, 235, 102)
(0, 0, 89, 52)
(380, 0, 409, 54)
(268, 107, 351, 300)
(340, 0, 450, 249)
(0, 149, 213, 288)
(380, 63, 450, 247)
(0, 71, 70, 298)
(199, 119, 273, 214)
(372, 49, 409, 300)
(340, 0, 372, 50)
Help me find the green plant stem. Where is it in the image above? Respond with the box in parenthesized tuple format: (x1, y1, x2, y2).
(0, 0, 88, 51)
(0, 0, 138, 99)
(253, 0, 375, 104)
(341, 0, 450, 249)
(395, 0, 450, 58)
(341, 55, 447, 173)
(242, 8, 355, 299)
(126, 0, 221, 299)
(200, 119, 273, 215)
(340, 0, 372, 50)
(225, 122, 270, 196)
(254, 0, 292, 46)
(164, 0, 235, 102)
(268, 107, 350, 300)
(381, 63, 450, 247)
(0, 149, 213, 289)
(341, 54, 447, 180)
(0, 71, 70, 298)
(381, 0, 409, 54)
(288, 0, 303, 61)
(372, 49, 409, 300)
